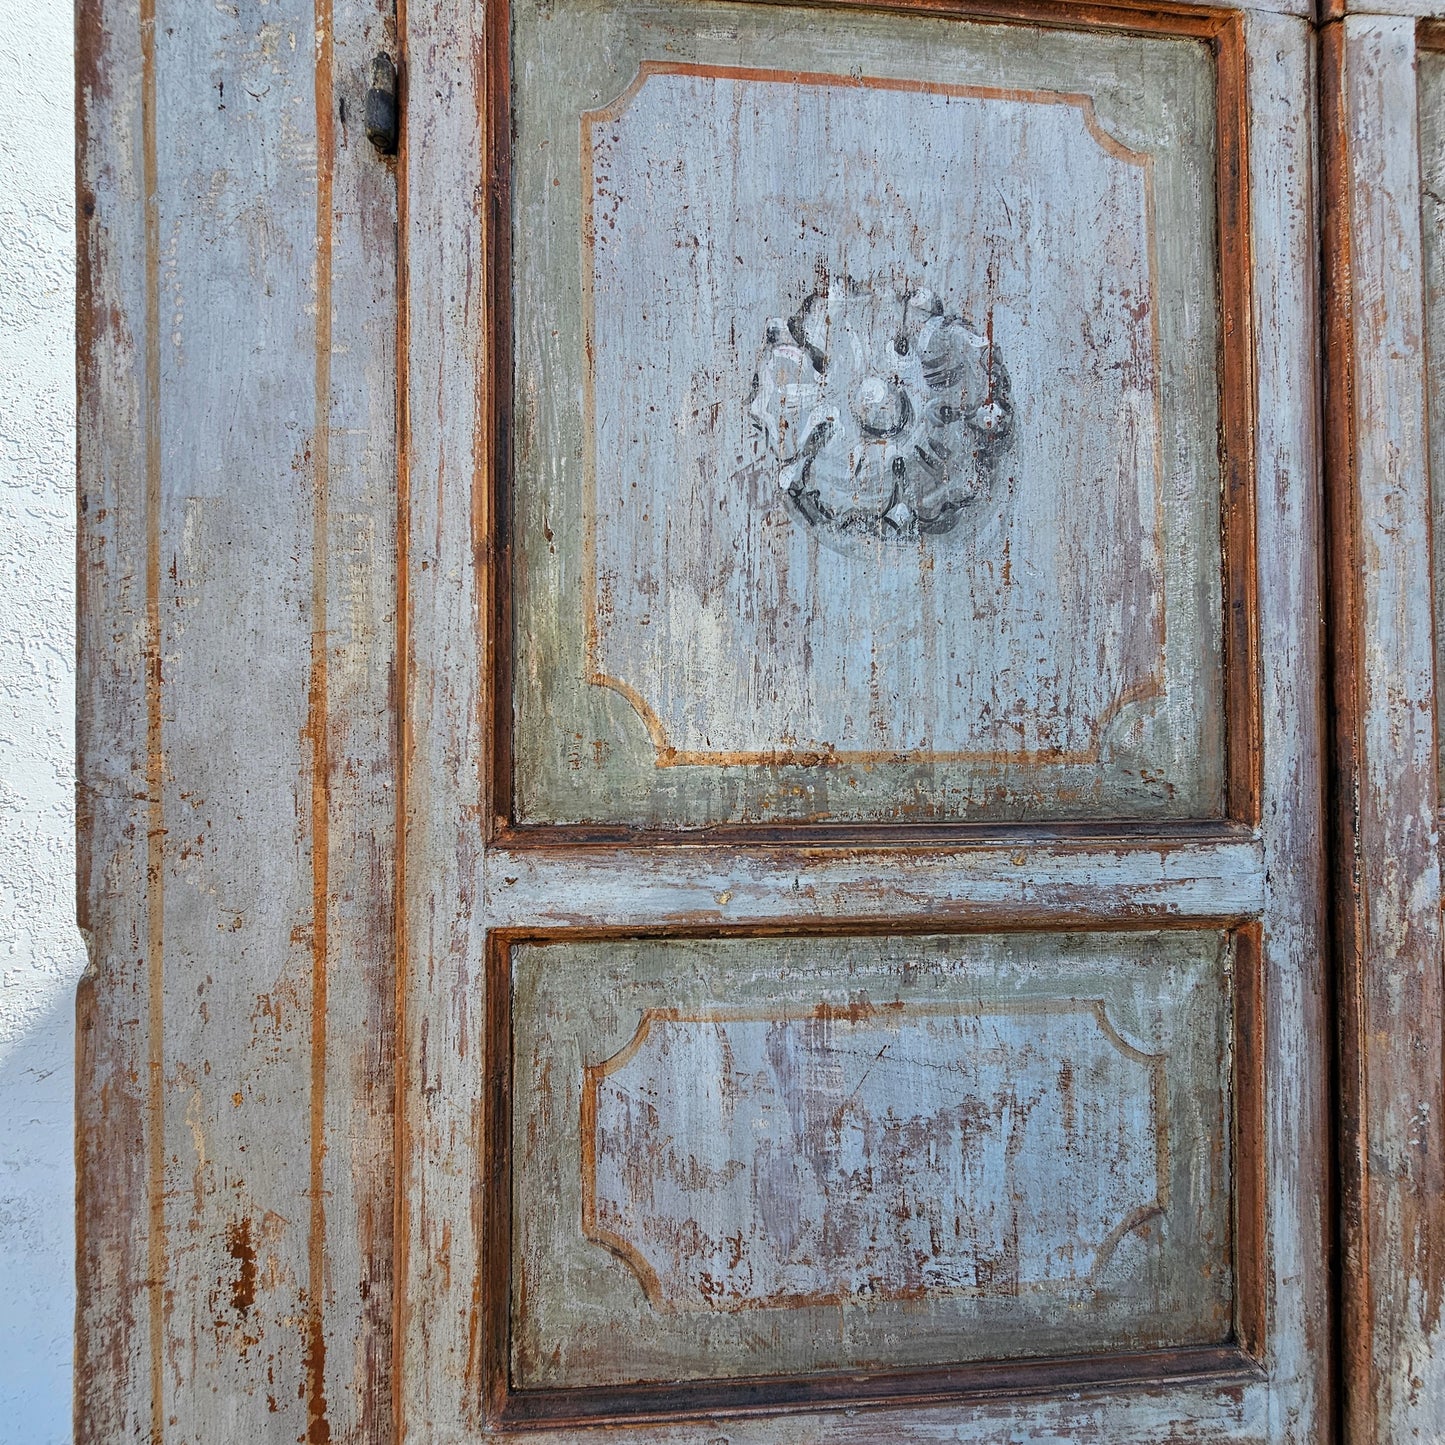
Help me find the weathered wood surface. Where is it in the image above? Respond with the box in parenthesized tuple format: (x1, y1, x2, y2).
(75, 0, 398, 1442)
(512, 11, 1226, 827)
(397, 3, 1328, 1441)
(390, 0, 490, 1436)
(478, 836, 1266, 926)
(1324, 2, 1445, 19)
(515, 931, 1232, 1389)
(1324, 16, 1445, 1444)
(1243, 12, 1330, 1429)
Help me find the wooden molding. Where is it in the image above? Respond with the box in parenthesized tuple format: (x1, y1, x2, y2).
(483, 1, 1260, 841)
(480, 920, 1268, 1427)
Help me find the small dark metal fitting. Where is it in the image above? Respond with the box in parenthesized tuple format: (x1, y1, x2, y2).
(365, 53, 399, 156)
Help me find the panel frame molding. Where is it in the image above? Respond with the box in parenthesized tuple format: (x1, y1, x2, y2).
(485, 0, 1262, 844)
(478, 918, 1267, 1429)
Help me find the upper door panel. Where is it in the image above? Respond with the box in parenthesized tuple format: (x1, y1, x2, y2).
(506, 2, 1250, 829)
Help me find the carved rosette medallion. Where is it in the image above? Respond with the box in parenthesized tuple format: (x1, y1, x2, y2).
(748, 277, 1014, 542)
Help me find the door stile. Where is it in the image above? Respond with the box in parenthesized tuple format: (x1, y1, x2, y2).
(393, 0, 492, 1434)
(1239, 12, 1331, 1423)
(75, 0, 402, 1440)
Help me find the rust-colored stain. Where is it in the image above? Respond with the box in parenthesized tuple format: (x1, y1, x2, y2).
(304, 2, 335, 1444)
(301, 1311, 331, 1445)
(811, 995, 906, 1024)
(225, 1218, 257, 1316)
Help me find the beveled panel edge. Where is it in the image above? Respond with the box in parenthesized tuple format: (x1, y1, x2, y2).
(480, 921, 1268, 1428)
(1324, 3, 1445, 19)
(487, 0, 1263, 839)
(729, 0, 1305, 22)
(1231, 921, 1268, 1358)
(498, 1345, 1264, 1429)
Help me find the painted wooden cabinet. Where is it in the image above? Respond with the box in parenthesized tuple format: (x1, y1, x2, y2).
(69, 0, 1432, 1439)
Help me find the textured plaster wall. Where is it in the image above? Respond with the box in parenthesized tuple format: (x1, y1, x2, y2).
(0, 0, 81, 1438)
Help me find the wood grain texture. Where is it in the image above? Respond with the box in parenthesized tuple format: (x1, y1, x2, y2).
(392, 0, 491, 1434)
(1324, 2, 1445, 18)
(76, 0, 151, 1433)
(478, 837, 1267, 927)
(1242, 11, 1329, 1432)
(1324, 15, 1445, 1444)
(74, 0, 398, 1439)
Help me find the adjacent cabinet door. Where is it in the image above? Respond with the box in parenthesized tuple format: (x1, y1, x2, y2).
(1325, 8, 1445, 1444)
(398, 2, 1329, 1441)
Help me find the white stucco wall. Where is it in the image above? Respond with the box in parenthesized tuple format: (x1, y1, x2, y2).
(0, 0, 81, 1439)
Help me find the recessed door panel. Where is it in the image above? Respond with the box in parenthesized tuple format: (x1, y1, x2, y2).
(508, 3, 1234, 828)
(504, 929, 1240, 1408)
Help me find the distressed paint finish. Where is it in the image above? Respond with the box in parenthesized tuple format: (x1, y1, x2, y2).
(71, 1, 1330, 1444)
(1325, 2, 1445, 19)
(395, 5, 1329, 1441)
(478, 836, 1268, 927)
(75, 0, 397, 1440)
(1324, 15, 1445, 1443)
(586, 1005, 1167, 1308)
(511, 10, 1226, 828)
(512, 931, 1232, 1391)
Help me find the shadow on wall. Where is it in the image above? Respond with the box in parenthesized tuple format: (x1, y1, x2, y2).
(0, 980, 83, 1445)
(0, 0, 78, 1432)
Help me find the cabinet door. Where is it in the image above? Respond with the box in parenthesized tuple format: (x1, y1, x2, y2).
(397, 2, 1329, 1441)
(1324, 12, 1445, 1444)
